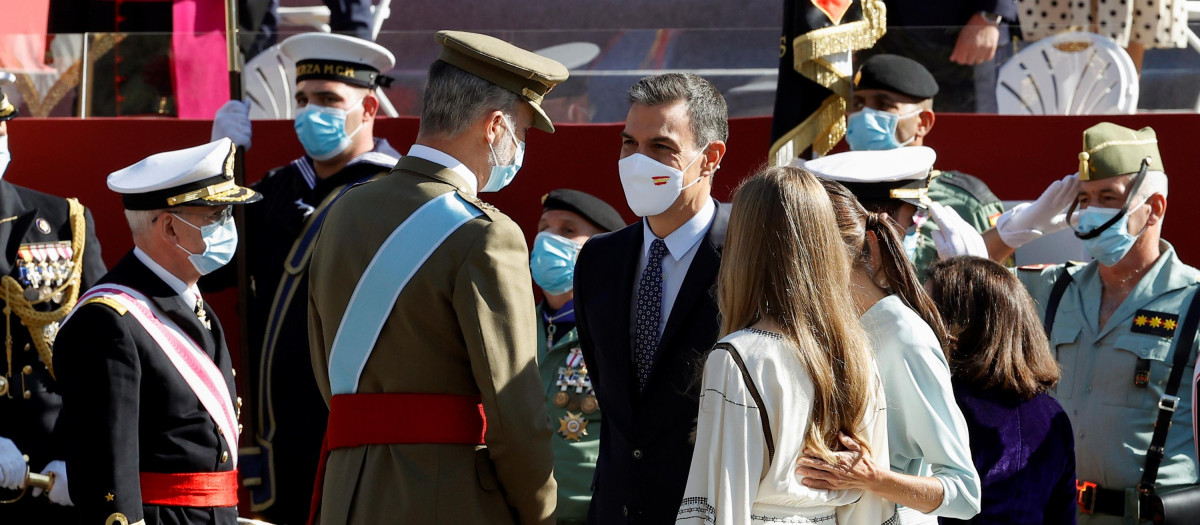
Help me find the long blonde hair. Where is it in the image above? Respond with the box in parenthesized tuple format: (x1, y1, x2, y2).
(718, 166, 875, 461)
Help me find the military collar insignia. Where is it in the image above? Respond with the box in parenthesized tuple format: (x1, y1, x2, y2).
(1132, 309, 1179, 338)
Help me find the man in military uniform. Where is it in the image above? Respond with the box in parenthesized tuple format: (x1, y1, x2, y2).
(0, 86, 105, 522)
(207, 32, 400, 524)
(986, 123, 1198, 523)
(529, 189, 625, 525)
(54, 138, 260, 525)
(307, 31, 564, 525)
(844, 54, 1005, 277)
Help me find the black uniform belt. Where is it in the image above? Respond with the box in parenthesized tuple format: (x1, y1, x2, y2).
(1077, 481, 1152, 519)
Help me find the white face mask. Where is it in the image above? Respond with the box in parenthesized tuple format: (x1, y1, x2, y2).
(617, 150, 705, 217)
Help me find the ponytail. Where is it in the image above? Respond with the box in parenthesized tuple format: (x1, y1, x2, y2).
(865, 212, 951, 356)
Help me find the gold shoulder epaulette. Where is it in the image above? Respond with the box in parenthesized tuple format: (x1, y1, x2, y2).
(81, 296, 127, 316)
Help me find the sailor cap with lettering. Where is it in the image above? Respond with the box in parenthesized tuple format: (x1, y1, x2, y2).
(281, 33, 397, 89)
(798, 146, 937, 208)
(108, 138, 262, 210)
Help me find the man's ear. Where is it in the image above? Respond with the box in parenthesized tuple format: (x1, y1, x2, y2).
(702, 141, 727, 175)
(1145, 192, 1167, 226)
(915, 109, 935, 139)
(361, 92, 380, 123)
(158, 212, 179, 244)
(482, 110, 507, 145)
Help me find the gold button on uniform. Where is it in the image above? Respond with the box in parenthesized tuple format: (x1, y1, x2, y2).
(22, 391, 31, 400)
(221, 451, 229, 463)
(21, 365, 31, 375)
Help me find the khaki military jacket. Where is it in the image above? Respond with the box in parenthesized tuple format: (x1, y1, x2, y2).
(308, 155, 556, 525)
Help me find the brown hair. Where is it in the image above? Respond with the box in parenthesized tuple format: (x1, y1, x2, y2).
(719, 166, 875, 462)
(821, 179, 950, 354)
(927, 257, 1061, 399)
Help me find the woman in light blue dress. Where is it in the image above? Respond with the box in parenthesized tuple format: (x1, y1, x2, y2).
(796, 180, 981, 524)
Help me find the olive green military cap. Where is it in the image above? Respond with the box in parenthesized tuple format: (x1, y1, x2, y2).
(436, 30, 569, 133)
(1077, 123, 1164, 180)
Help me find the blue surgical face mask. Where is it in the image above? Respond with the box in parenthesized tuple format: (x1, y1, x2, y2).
(530, 231, 582, 295)
(481, 115, 524, 193)
(174, 210, 238, 275)
(845, 107, 920, 151)
(1076, 203, 1146, 266)
(902, 225, 920, 261)
(0, 135, 10, 180)
(294, 97, 364, 161)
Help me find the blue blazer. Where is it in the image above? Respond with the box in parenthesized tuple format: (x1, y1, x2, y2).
(575, 199, 729, 524)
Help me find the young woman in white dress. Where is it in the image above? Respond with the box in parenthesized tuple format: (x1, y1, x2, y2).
(676, 167, 894, 525)
(795, 181, 981, 524)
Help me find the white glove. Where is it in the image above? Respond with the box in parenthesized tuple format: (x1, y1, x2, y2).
(995, 173, 1081, 248)
(929, 202, 988, 259)
(211, 100, 252, 150)
(0, 437, 27, 490)
(30, 460, 72, 506)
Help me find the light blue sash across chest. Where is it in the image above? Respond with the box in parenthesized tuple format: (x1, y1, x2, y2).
(327, 191, 483, 395)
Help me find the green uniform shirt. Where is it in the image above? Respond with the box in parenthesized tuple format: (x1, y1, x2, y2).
(1017, 242, 1200, 524)
(536, 303, 600, 522)
(912, 170, 1006, 279)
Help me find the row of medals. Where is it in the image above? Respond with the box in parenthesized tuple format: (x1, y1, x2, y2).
(0, 242, 74, 398)
(555, 348, 597, 442)
(18, 242, 73, 343)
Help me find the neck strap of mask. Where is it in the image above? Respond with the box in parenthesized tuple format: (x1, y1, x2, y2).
(1070, 157, 1150, 240)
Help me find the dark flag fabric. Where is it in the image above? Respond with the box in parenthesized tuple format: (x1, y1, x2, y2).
(769, 0, 886, 165)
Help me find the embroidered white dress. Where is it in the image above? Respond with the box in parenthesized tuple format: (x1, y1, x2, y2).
(676, 328, 895, 525)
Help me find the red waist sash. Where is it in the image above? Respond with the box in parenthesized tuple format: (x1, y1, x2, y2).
(308, 393, 487, 524)
(140, 470, 238, 507)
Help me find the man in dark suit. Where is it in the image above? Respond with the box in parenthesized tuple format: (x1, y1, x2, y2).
(0, 86, 105, 522)
(53, 138, 260, 525)
(575, 72, 729, 524)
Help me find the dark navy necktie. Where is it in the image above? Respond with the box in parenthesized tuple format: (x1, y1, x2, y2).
(633, 239, 667, 392)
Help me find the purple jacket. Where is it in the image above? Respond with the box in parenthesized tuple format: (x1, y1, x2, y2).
(941, 381, 1077, 525)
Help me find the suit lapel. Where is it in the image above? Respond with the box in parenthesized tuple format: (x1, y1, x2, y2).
(393, 156, 473, 193)
(120, 254, 219, 358)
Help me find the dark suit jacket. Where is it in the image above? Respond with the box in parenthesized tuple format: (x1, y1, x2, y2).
(575, 199, 729, 524)
(54, 252, 238, 525)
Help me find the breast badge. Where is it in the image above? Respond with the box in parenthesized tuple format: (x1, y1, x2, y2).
(558, 412, 589, 442)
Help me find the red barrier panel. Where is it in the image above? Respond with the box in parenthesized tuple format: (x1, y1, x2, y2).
(6, 113, 1200, 361)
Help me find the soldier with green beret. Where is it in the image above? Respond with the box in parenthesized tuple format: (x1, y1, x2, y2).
(986, 123, 1199, 524)
(307, 30, 567, 525)
(844, 54, 1006, 278)
(528, 189, 625, 525)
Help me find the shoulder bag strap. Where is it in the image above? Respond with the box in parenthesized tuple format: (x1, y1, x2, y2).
(712, 341, 774, 464)
(1043, 266, 1074, 336)
(1138, 284, 1200, 496)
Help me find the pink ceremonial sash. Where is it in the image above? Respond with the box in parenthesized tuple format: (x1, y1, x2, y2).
(71, 284, 239, 465)
(171, 0, 230, 118)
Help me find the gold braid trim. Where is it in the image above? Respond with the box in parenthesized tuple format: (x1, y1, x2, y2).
(772, 0, 887, 164)
(769, 94, 846, 166)
(0, 198, 88, 380)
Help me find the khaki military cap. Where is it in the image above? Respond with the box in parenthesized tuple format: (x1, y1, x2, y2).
(1078, 123, 1164, 180)
(436, 30, 569, 133)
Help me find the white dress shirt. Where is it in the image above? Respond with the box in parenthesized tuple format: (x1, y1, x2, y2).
(405, 144, 478, 195)
(631, 198, 716, 339)
(134, 247, 200, 311)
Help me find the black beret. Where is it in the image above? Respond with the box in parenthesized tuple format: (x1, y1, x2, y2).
(854, 54, 939, 100)
(541, 189, 626, 232)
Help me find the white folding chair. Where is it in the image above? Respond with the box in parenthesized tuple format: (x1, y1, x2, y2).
(996, 31, 1139, 115)
(278, 0, 391, 41)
